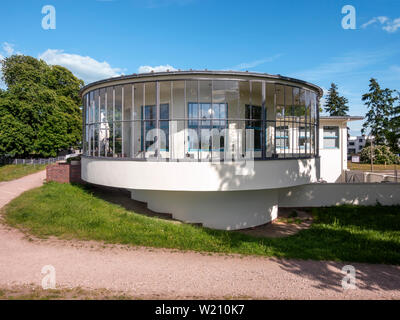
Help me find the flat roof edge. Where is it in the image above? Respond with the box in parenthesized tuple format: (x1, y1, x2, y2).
(320, 116, 364, 122)
(79, 70, 323, 97)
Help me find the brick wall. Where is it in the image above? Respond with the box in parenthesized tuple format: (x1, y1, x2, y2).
(46, 162, 82, 184)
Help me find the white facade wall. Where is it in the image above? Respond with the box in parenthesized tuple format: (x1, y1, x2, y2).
(319, 119, 348, 182)
(348, 135, 367, 154)
(82, 157, 318, 192)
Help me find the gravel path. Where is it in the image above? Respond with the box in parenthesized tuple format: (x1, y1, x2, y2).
(0, 171, 399, 299)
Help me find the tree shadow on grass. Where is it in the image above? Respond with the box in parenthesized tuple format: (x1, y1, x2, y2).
(315, 205, 400, 233)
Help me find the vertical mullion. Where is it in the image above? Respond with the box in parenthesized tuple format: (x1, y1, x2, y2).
(143, 84, 146, 158)
(184, 80, 186, 161)
(274, 84, 277, 157)
(249, 81, 252, 158)
(305, 90, 308, 157)
(97, 93, 100, 157)
(105, 90, 108, 157)
(156, 81, 160, 160)
(210, 80, 213, 162)
(112, 87, 115, 157)
(131, 85, 134, 158)
(316, 94, 320, 157)
(197, 80, 200, 161)
(170, 81, 173, 160)
(292, 88, 294, 159)
(121, 86, 124, 158)
(262, 81, 266, 159)
(283, 86, 286, 159)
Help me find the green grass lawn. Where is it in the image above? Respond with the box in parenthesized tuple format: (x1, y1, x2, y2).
(0, 164, 47, 182)
(2, 182, 400, 265)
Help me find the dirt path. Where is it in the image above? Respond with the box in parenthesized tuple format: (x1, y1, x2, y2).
(0, 171, 399, 299)
(0, 170, 46, 208)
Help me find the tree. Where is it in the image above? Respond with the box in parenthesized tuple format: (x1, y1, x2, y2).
(324, 83, 349, 116)
(361, 78, 398, 146)
(360, 145, 399, 165)
(387, 92, 400, 154)
(0, 55, 84, 158)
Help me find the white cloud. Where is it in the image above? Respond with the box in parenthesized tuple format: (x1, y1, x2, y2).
(138, 64, 177, 73)
(38, 49, 123, 84)
(228, 54, 282, 71)
(383, 18, 400, 33)
(2, 42, 14, 56)
(362, 16, 400, 33)
(361, 18, 378, 29)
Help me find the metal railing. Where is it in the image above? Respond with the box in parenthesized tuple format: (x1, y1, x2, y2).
(0, 155, 69, 165)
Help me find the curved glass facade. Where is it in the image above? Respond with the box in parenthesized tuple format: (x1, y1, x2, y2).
(83, 78, 319, 161)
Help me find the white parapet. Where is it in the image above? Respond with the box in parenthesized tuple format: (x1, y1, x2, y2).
(82, 157, 318, 192)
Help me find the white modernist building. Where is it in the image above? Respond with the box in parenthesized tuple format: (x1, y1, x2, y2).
(348, 135, 369, 155)
(80, 71, 394, 230)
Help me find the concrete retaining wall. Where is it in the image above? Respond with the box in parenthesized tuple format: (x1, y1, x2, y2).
(279, 183, 400, 207)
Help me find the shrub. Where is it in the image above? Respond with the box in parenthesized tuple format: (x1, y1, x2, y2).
(360, 145, 400, 164)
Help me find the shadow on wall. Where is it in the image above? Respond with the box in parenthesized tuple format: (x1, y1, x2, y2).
(212, 159, 316, 192)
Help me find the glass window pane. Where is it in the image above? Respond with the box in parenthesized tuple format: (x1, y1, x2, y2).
(293, 87, 300, 117)
(172, 80, 185, 120)
(106, 87, 113, 123)
(160, 81, 171, 119)
(123, 84, 132, 121)
(114, 121, 122, 156)
(239, 81, 250, 120)
(114, 86, 122, 121)
(145, 82, 156, 109)
(323, 126, 339, 149)
(251, 81, 262, 111)
(133, 84, 144, 157)
(276, 85, 284, 118)
(100, 88, 106, 123)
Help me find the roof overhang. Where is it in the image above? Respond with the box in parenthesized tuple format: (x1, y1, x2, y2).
(320, 116, 364, 122)
(79, 70, 324, 98)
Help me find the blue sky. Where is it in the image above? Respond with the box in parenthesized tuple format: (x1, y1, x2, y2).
(1, 0, 399, 135)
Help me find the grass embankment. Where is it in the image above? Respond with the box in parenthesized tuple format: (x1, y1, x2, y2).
(0, 164, 47, 182)
(3, 182, 400, 265)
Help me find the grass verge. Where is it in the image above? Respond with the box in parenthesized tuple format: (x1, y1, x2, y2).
(2, 182, 400, 265)
(0, 164, 47, 182)
(348, 162, 399, 171)
(0, 286, 136, 300)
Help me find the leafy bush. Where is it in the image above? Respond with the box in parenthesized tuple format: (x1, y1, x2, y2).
(66, 155, 81, 163)
(360, 145, 400, 164)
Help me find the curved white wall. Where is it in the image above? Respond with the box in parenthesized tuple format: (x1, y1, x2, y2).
(132, 189, 279, 230)
(81, 157, 317, 192)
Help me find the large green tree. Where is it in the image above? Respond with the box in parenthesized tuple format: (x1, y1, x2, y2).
(324, 83, 349, 116)
(361, 78, 398, 146)
(0, 55, 83, 157)
(388, 92, 400, 153)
